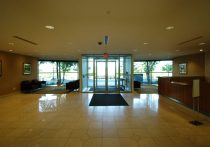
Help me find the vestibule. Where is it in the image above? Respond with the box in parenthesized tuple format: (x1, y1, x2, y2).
(81, 54, 132, 93)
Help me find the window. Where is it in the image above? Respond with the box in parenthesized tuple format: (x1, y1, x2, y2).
(134, 61, 173, 84)
(39, 61, 79, 85)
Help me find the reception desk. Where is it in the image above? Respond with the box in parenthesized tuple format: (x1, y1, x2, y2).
(158, 76, 210, 115)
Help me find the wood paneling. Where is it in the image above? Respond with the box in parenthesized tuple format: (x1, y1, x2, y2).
(173, 53, 205, 77)
(200, 82, 210, 114)
(0, 51, 38, 95)
(205, 51, 210, 82)
(158, 77, 210, 115)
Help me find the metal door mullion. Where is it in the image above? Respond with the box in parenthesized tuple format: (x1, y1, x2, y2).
(93, 58, 96, 92)
(118, 57, 120, 93)
(106, 59, 107, 93)
(115, 60, 117, 89)
(87, 58, 89, 88)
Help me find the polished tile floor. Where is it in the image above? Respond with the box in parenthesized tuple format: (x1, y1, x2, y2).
(0, 92, 210, 147)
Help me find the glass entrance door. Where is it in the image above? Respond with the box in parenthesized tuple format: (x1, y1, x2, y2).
(94, 58, 119, 93)
(95, 59, 106, 92)
(107, 59, 119, 92)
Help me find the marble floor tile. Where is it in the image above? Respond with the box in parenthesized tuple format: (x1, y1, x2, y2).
(0, 92, 210, 147)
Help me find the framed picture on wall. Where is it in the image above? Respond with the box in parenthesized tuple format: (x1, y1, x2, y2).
(179, 63, 187, 74)
(23, 63, 31, 75)
(0, 60, 2, 77)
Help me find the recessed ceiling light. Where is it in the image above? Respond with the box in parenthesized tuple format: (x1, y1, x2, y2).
(165, 26, 174, 30)
(199, 42, 206, 46)
(200, 49, 203, 52)
(8, 42, 14, 46)
(143, 42, 149, 45)
(106, 10, 111, 15)
(176, 49, 180, 52)
(45, 25, 55, 30)
(9, 49, 13, 52)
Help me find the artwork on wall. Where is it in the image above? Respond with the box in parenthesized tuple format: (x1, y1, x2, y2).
(23, 63, 31, 75)
(0, 60, 2, 77)
(179, 63, 187, 74)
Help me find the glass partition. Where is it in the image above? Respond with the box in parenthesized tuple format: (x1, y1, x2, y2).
(82, 57, 88, 91)
(124, 56, 132, 91)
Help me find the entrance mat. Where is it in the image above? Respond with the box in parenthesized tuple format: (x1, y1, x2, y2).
(89, 94, 129, 106)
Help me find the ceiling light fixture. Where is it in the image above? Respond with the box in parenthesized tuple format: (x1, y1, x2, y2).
(176, 49, 180, 52)
(106, 10, 111, 15)
(45, 25, 55, 30)
(143, 42, 149, 45)
(67, 42, 72, 45)
(8, 42, 14, 46)
(200, 49, 203, 52)
(165, 26, 174, 30)
(199, 42, 206, 46)
(9, 49, 13, 52)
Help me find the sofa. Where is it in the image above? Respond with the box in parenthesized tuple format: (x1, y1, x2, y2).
(66, 80, 79, 91)
(21, 79, 42, 93)
(134, 81, 141, 89)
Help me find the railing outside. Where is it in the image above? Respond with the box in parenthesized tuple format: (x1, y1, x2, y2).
(134, 72, 172, 84)
(39, 72, 79, 85)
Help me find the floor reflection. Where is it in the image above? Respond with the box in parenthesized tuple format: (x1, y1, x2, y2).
(133, 94, 159, 112)
(39, 94, 66, 112)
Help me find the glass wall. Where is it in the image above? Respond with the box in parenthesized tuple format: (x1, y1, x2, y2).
(124, 56, 132, 91)
(39, 61, 79, 85)
(82, 55, 132, 93)
(133, 60, 173, 85)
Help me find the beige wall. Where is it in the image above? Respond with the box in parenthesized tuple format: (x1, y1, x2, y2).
(0, 51, 38, 95)
(173, 53, 205, 77)
(205, 51, 210, 82)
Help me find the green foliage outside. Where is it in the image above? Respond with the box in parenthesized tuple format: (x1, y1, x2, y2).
(162, 64, 172, 72)
(59, 62, 77, 83)
(39, 61, 78, 84)
(134, 61, 172, 84)
(143, 61, 159, 84)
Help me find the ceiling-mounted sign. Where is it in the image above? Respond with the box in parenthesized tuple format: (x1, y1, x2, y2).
(103, 53, 108, 59)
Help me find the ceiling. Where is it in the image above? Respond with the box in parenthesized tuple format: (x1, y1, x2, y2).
(0, 0, 210, 60)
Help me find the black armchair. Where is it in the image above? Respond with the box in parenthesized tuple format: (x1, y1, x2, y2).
(134, 81, 141, 89)
(21, 79, 42, 93)
(66, 80, 80, 91)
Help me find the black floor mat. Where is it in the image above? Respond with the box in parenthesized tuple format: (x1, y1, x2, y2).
(89, 94, 129, 106)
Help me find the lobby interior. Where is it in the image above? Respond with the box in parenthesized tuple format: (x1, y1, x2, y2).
(1, 0, 210, 146)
